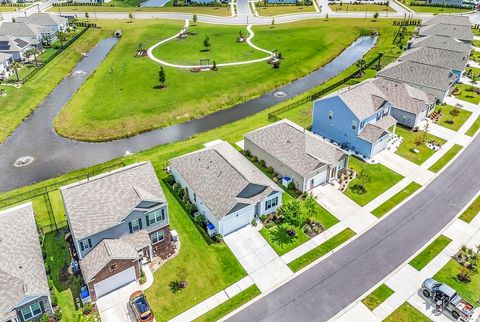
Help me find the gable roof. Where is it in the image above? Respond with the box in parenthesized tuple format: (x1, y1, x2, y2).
(0, 203, 49, 320)
(170, 141, 280, 220)
(0, 22, 41, 38)
(16, 13, 68, 27)
(61, 162, 166, 240)
(358, 123, 388, 143)
(244, 119, 346, 177)
(418, 23, 473, 42)
(372, 78, 435, 115)
(377, 60, 456, 92)
(335, 80, 389, 120)
(79, 239, 138, 282)
(0, 52, 12, 63)
(0, 35, 31, 52)
(409, 35, 471, 53)
(422, 15, 471, 27)
(398, 46, 468, 71)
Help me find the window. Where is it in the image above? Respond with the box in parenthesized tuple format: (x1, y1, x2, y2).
(151, 230, 165, 244)
(376, 113, 381, 120)
(79, 239, 91, 252)
(328, 111, 333, 120)
(21, 302, 42, 321)
(147, 209, 165, 226)
(193, 193, 196, 202)
(338, 159, 346, 171)
(360, 121, 365, 129)
(351, 121, 357, 130)
(130, 218, 142, 233)
(265, 197, 278, 211)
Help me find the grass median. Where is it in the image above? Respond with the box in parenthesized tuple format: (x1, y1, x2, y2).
(428, 144, 462, 173)
(409, 235, 452, 271)
(371, 182, 421, 218)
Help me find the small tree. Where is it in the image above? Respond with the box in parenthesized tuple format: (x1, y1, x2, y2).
(85, 12, 89, 19)
(158, 66, 166, 88)
(203, 34, 211, 51)
(176, 266, 188, 288)
(57, 31, 67, 49)
(373, 12, 379, 20)
(212, 60, 217, 71)
(304, 195, 317, 220)
(377, 51, 383, 70)
(271, 18, 275, 25)
(128, 12, 134, 20)
(193, 14, 197, 23)
(278, 200, 302, 228)
(357, 166, 370, 189)
(27, 47, 40, 67)
(325, 13, 329, 20)
(470, 74, 477, 92)
(239, 30, 243, 40)
(11, 61, 21, 82)
(355, 58, 367, 77)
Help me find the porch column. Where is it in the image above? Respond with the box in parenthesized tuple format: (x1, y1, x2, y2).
(149, 244, 153, 261)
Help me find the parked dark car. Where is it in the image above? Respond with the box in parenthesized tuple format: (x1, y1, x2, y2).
(129, 290, 154, 322)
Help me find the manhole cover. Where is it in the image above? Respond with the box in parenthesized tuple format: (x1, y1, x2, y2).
(14, 156, 34, 167)
(274, 91, 287, 98)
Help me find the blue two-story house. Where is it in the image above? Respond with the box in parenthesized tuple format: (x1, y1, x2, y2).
(312, 79, 397, 159)
(61, 162, 170, 302)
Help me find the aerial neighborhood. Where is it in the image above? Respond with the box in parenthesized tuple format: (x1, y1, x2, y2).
(0, 3, 480, 322)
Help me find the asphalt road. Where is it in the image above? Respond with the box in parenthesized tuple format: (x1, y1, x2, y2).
(228, 133, 480, 321)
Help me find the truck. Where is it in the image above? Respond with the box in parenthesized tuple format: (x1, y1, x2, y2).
(422, 278, 475, 322)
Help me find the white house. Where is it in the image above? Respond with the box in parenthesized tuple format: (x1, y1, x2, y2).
(170, 140, 283, 236)
(0, 35, 34, 61)
(0, 52, 13, 78)
(17, 13, 69, 43)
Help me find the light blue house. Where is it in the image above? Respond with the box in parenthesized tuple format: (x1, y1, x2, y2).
(312, 79, 397, 159)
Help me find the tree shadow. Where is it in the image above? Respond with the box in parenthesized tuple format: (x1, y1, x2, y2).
(268, 225, 297, 247)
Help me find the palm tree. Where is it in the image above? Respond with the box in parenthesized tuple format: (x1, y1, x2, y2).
(27, 47, 40, 67)
(355, 58, 367, 77)
(470, 73, 478, 92)
(11, 61, 21, 82)
(57, 31, 67, 49)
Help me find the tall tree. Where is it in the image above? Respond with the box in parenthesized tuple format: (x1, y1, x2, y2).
(27, 47, 40, 67)
(158, 66, 166, 88)
(193, 14, 197, 23)
(11, 61, 21, 82)
(57, 31, 67, 49)
(278, 200, 302, 228)
(355, 58, 367, 77)
(203, 34, 211, 51)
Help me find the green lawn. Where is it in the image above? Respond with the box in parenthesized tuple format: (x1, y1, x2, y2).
(193, 285, 260, 322)
(255, 4, 316, 16)
(361, 284, 394, 311)
(384, 302, 431, 322)
(395, 125, 447, 165)
(288, 228, 356, 272)
(473, 40, 480, 48)
(459, 195, 480, 223)
(402, 0, 471, 13)
(0, 27, 108, 144)
(466, 66, 480, 78)
(466, 115, 480, 136)
(330, 3, 394, 12)
(434, 105, 472, 132)
(470, 51, 480, 63)
(434, 259, 480, 304)
(409, 235, 452, 271)
(53, 18, 400, 141)
(259, 193, 339, 255)
(428, 144, 463, 173)
(344, 157, 403, 206)
(145, 182, 246, 321)
(152, 24, 266, 65)
(371, 182, 421, 218)
(453, 83, 480, 105)
(0, 5, 25, 11)
(49, 5, 232, 15)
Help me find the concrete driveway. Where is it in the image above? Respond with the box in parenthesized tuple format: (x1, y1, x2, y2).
(96, 281, 140, 322)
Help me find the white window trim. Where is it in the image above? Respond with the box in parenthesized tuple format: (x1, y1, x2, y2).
(151, 230, 165, 244)
(21, 302, 42, 321)
(351, 121, 357, 130)
(265, 196, 278, 211)
(148, 209, 165, 225)
(131, 218, 141, 232)
(80, 240, 90, 251)
(328, 111, 334, 119)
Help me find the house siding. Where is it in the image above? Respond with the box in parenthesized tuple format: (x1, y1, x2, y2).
(390, 107, 418, 128)
(14, 295, 52, 322)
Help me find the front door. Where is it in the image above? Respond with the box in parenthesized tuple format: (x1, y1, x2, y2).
(310, 179, 314, 190)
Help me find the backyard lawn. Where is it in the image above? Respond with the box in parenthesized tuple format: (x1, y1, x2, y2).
(409, 235, 452, 271)
(466, 66, 480, 77)
(384, 302, 431, 322)
(259, 193, 339, 255)
(434, 259, 480, 305)
(344, 156, 403, 206)
(402, 0, 471, 13)
(434, 104, 472, 132)
(255, 4, 316, 16)
(54, 18, 400, 141)
(459, 195, 480, 223)
(395, 125, 447, 165)
(330, 3, 394, 12)
(453, 83, 480, 105)
(361, 284, 394, 311)
(288, 228, 356, 272)
(371, 182, 421, 218)
(428, 144, 462, 173)
(466, 115, 480, 136)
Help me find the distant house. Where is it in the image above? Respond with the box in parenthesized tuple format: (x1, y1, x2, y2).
(61, 162, 170, 302)
(427, 0, 465, 7)
(266, 0, 297, 4)
(17, 13, 69, 43)
(170, 140, 282, 236)
(371, 78, 436, 128)
(0, 22, 43, 48)
(312, 80, 397, 159)
(407, 35, 471, 54)
(422, 15, 472, 27)
(0, 52, 13, 77)
(398, 46, 468, 79)
(187, 0, 217, 4)
(376, 61, 456, 102)
(417, 23, 473, 43)
(0, 203, 52, 322)
(244, 119, 348, 192)
(0, 35, 34, 61)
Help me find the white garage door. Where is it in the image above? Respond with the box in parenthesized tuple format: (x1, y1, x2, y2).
(222, 212, 251, 235)
(94, 266, 136, 299)
(308, 170, 327, 190)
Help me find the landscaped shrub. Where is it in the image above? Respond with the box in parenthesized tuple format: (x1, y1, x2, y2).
(260, 214, 267, 223)
(178, 187, 185, 199)
(195, 214, 206, 225)
(288, 181, 296, 190)
(350, 183, 367, 195)
(166, 174, 175, 185)
(185, 202, 197, 215)
(259, 159, 266, 167)
(53, 308, 62, 321)
(82, 303, 93, 315)
(50, 292, 58, 307)
(251, 155, 258, 162)
(172, 183, 181, 194)
(39, 314, 50, 322)
(267, 166, 274, 174)
(244, 150, 251, 157)
(265, 222, 276, 229)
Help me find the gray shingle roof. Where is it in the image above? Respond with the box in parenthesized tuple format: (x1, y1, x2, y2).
(79, 239, 138, 282)
(0, 203, 49, 320)
(418, 23, 473, 42)
(372, 78, 435, 115)
(423, 15, 471, 27)
(358, 124, 388, 143)
(244, 119, 346, 177)
(0, 22, 41, 38)
(170, 141, 280, 220)
(377, 60, 456, 92)
(399, 46, 468, 71)
(0, 52, 12, 63)
(61, 162, 166, 240)
(336, 81, 388, 120)
(0, 35, 30, 52)
(409, 35, 471, 53)
(16, 13, 68, 27)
